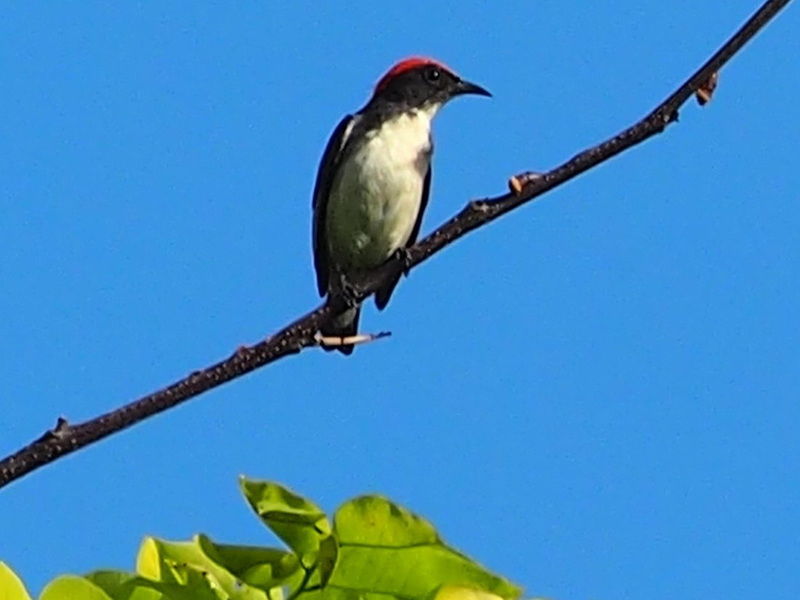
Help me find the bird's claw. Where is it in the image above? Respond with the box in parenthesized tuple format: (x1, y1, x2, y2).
(393, 247, 413, 277)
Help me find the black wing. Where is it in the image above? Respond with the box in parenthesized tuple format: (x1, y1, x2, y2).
(375, 165, 431, 310)
(312, 114, 355, 297)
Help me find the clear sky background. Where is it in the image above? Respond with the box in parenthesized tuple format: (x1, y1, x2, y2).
(1, 2, 798, 599)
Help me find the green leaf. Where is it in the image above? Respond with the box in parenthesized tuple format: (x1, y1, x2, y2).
(317, 535, 338, 589)
(86, 569, 223, 600)
(326, 496, 522, 600)
(40, 576, 114, 600)
(334, 495, 439, 546)
(197, 534, 301, 591)
(134, 536, 270, 600)
(0, 562, 32, 600)
(431, 585, 518, 600)
(239, 477, 331, 565)
(296, 587, 358, 600)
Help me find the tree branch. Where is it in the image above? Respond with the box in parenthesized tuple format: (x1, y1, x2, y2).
(0, 0, 791, 490)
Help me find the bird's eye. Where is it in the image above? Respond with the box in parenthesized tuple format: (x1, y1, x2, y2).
(424, 66, 441, 84)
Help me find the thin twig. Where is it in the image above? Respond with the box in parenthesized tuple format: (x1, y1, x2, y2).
(0, 0, 791, 490)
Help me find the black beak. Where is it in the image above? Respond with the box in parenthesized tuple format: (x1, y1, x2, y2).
(455, 79, 492, 98)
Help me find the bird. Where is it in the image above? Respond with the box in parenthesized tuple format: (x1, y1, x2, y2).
(312, 57, 491, 354)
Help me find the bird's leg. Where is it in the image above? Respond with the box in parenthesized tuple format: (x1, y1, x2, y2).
(336, 270, 360, 307)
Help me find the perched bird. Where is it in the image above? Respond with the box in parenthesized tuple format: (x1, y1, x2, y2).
(312, 57, 491, 354)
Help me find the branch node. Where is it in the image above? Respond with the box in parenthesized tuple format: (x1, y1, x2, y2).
(508, 171, 545, 195)
(696, 72, 720, 105)
(468, 199, 492, 213)
(53, 416, 70, 437)
(668, 109, 680, 124)
(35, 417, 71, 443)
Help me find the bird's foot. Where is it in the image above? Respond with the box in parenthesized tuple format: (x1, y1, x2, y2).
(393, 247, 413, 278)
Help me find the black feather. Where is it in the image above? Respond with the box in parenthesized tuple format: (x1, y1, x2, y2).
(312, 115, 356, 297)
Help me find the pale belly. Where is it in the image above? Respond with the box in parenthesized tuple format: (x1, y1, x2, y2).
(326, 129, 430, 271)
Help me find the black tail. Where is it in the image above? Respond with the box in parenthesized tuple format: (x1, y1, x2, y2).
(320, 305, 361, 355)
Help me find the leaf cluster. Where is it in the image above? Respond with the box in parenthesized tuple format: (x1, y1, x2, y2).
(1, 478, 521, 600)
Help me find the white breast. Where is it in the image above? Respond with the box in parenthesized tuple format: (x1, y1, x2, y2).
(326, 107, 437, 270)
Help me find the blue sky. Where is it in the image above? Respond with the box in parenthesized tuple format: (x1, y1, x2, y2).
(1, 2, 798, 598)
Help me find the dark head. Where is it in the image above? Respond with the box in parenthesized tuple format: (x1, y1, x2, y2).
(369, 57, 491, 112)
